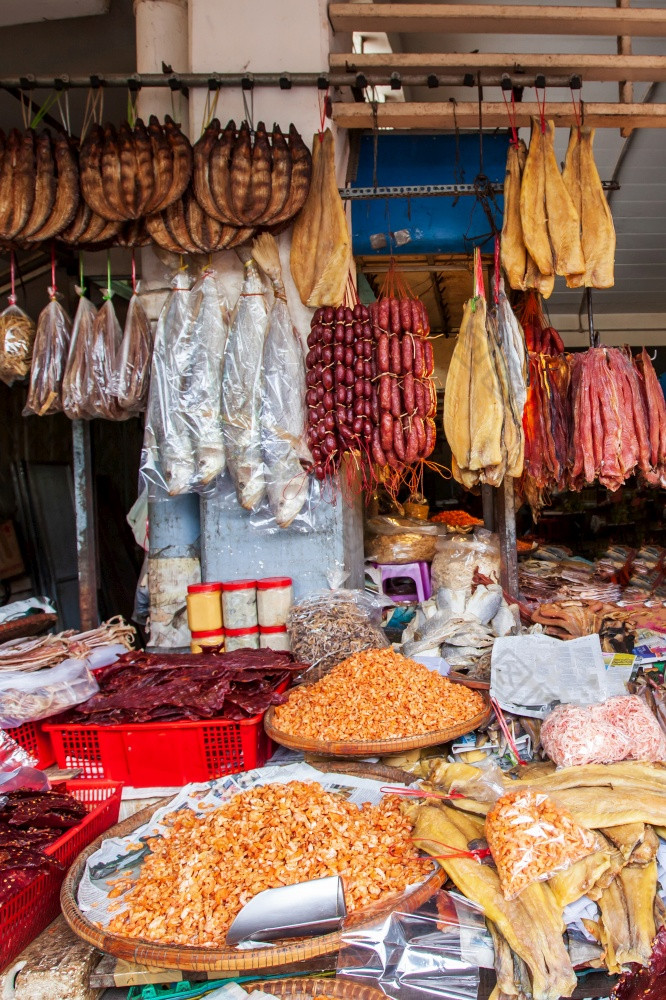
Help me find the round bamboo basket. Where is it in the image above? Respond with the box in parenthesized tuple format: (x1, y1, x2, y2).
(264, 696, 492, 757)
(248, 978, 384, 1000)
(60, 784, 444, 972)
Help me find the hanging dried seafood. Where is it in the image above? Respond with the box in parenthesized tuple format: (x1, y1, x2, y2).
(146, 185, 253, 255)
(24, 293, 72, 417)
(291, 128, 351, 308)
(116, 290, 152, 414)
(79, 116, 192, 223)
(0, 128, 79, 245)
(562, 126, 616, 289)
(193, 119, 311, 229)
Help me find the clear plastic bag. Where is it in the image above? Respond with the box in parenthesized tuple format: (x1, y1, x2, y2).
(181, 270, 228, 486)
(212, 472, 321, 536)
(0, 302, 35, 385)
(117, 290, 153, 414)
(23, 296, 72, 416)
(430, 528, 500, 592)
(141, 271, 193, 497)
(62, 290, 97, 419)
(0, 728, 36, 770)
(365, 516, 440, 565)
(485, 785, 598, 900)
(222, 259, 269, 511)
(86, 297, 125, 419)
(541, 695, 666, 768)
(287, 589, 389, 679)
(255, 235, 313, 529)
(338, 889, 483, 1000)
(0, 658, 99, 727)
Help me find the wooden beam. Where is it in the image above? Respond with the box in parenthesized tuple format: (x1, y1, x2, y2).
(617, 0, 634, 138)
(333, 100, 666, 130)
(329, 3, 666, 37)
(330, 51, 666, 84)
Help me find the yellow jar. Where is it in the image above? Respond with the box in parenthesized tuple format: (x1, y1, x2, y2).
(187, 582, 223, 632)
(190, 629, 225, 653)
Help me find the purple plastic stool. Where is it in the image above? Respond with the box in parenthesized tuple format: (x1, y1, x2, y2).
(372, 561, 432, 604)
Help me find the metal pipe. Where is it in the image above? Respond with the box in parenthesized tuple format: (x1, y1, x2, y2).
(72, 420, 99, 630)
(0, 71, 586, 92)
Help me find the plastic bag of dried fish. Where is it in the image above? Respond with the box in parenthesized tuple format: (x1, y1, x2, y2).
(117, 289, 153, 414)
(288, 589, 389, 680)
(222, 258, 269, 510)
(253, 233, 312, 528)
(431, 529, 501, 592)
(181, 269, 228, 486)
(365, 516, 440, 565)
(23, 295, 72, 416)
(0, 658, 98, 727)
(141, 270, 194, 497)
(0, 302, 35, 385)
(62, 290, 97, 419)
(84, 297, 126, 420)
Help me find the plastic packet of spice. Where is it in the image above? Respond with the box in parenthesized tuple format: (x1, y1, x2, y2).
(0, 303, 36, 385)
(337, 889, 482, 1000)
(23, 297, 72, 416)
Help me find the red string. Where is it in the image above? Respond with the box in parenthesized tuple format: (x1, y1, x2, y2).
(493, 235, 501, 305)
(501, 89, 519, 147)
(570, 87, 582, 138)
(318, 85, 330, 141)
(131, 248, 137, 295)
(49, 243, 57, 299)
(535, 85, 547, 134)
(413, 836, 492, 864)
(491, 698, 527, 766)
(8, 251, 16, 306)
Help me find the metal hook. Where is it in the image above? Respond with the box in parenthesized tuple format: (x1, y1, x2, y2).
(647, 348, 658, 362)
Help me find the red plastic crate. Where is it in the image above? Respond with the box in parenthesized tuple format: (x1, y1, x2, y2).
(0, 779, 122, 971)
(8, 720, 55, 769)
(44, 712, 275, 787)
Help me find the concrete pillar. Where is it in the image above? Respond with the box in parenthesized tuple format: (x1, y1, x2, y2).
(134, 0, 189, 127)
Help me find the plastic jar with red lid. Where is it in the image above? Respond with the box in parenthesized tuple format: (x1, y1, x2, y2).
(221, 579, 258, 630)
(225, 625, 260, 652)
(259, 625, 291, 651)
(190, 628, 225, 654)
(256, 577, 293, 628)
(187, 582, 223, 632)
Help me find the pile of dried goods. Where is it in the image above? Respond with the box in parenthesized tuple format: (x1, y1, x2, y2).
(106, 780, 433, 946)
(485, 787, 598, 899)
(287, 591, 388, 678)
(69, 648, 302, 725)
(0, 617, 134, 673)
(430, 510, 483, 528)
(272, 648, 486, 742)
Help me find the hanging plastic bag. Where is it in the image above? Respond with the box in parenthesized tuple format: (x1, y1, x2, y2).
(253, 233, 312, 528)
(181, 269, 228, 486)
(0, 302, 36, 386)
(24, 294, 72, 416)
(117, 289, 153, 414)
(141, 270, 194, 497)
(62, 289, 97, 419)
(222, 257, 269, 511)
(85, 296, 125, 420)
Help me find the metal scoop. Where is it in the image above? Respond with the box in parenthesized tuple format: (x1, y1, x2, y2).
(226, 875, 346, 946)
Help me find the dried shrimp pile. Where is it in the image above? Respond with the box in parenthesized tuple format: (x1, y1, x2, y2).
(106, 780, 433, 946)
(272, 648, 486, 742)
(541, 695, 666, 768)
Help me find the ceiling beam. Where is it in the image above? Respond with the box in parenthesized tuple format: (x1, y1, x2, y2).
(333, 101, 666, 130)
(330, 52, 666, 84)
(328, 4, 666, 37)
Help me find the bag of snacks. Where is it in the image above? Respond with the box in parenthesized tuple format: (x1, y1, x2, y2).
(431, 528, 500, 592)
(0, 302, 35, 385)
(24, 296, 72, 416)
(287, 589, 389, 679)
(485, 786, 598, 899)
(364, 516, 440, 565)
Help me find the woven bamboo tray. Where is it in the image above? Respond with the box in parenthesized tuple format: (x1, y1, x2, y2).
(60, 782, 444, 972)
(248, 978, 384, 1000)
(264, 696, 492, 757)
